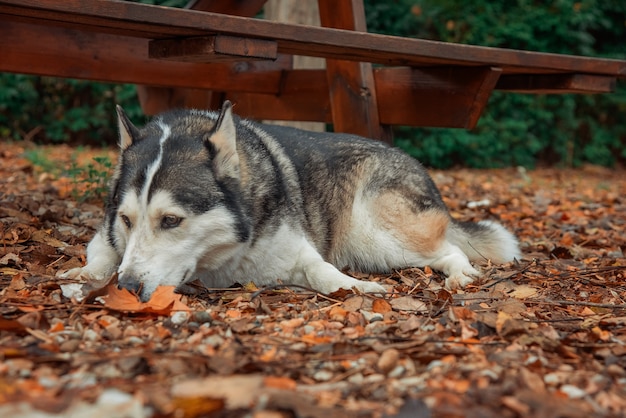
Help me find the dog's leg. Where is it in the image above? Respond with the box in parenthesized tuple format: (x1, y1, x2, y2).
(366, 193, 484, 290)
(59, 231, 120, 282)
(291, 243, 386, 295)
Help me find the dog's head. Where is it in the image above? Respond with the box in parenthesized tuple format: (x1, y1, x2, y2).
(107, 101, 250, 301)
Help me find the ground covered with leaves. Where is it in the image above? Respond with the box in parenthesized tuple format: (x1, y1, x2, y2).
(1, 141, 625, 418)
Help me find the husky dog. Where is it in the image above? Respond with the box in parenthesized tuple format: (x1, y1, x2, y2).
(62, 101, 520, 302)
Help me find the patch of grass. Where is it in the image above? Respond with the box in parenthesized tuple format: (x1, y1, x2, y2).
(22, 148, 59, 175)
(22, 147, 114, 201)
(65, 155, 113, 202)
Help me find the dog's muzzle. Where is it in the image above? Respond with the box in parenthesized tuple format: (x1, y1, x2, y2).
(117, 274, 148, 301)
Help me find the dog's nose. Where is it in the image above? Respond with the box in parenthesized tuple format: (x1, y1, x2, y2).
(117, 276, 142, 295)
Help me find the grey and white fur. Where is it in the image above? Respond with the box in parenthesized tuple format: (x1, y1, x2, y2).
(61, 101, 520, 301)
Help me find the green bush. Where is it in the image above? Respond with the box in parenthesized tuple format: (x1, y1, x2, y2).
(365, 0, 626, 168)
(0, 76, 143, 145)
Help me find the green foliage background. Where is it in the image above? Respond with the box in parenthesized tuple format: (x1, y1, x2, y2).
(366, 0, 626, 168)
(0, 0, 624, 167)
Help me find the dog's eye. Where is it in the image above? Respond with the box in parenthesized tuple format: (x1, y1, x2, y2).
(120, 214, 132, 229)
(161, 215, 182, 229)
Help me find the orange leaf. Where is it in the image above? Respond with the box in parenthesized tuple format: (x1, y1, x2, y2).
(264, 376, 297, 390)
(0, 317, 27, 334)
(259, 346, 278, 362)
(329, 306, 348, 321)
(49, 322, 64, 333)
(17, 305, 45, 313)
(301, 333, 333, 345)
(101, 284, 189, 315)
(171, 396, 224, 417)
(98, 318, 111, 327)
(372, 298, 392, 314)
(225, 309, 242, 319)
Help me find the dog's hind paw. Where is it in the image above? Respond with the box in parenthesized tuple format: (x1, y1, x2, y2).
(351, 280, 387, 294)
(444, 265, 481, 290)
(444, 274, 474, 290)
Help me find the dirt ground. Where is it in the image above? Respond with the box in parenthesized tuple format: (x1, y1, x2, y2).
(0, 141, 625, 417)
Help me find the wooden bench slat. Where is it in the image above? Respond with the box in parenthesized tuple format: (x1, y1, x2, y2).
(496, 74, 616, 94)
(186, 0, 266, 17)
(1, 0, 625, 77)
(149, 35, 278, 62)
(0, 20, 287, 92)
(1, 19, 619, 129)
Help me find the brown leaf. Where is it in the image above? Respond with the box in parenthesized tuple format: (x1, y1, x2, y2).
(30, 230, 67, 248)
(0, 253, 21, 266)
(342, 295, 366, 312)
(390, 296, 427, 312)
(17, 311, 49, 330)
(170, 396, 225, 418)
(508, 284, 538, 299)
(171, 375, 265, 409)
(264, 376, 297, 390)
(8, 273, 27, 291)
(0, 317, 27, 334)
(328, 305, 348, 322)
(449, 306, 476, 321)
(377, 348, 400, 374)
(550, 246, 573, 259)
(2, 223, 33, 244)
(495, 311, 528, 337)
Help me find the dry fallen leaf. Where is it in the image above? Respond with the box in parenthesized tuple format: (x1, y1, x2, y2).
(101, 284, 190, 314)
(508, 284, 538, 299)
(372, 298, 392, 313)
(171, 375, 265, 409)
(390, 296, 428, 312)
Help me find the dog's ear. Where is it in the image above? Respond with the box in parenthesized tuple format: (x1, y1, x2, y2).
(116, 105, 140, 151)
(205, 101, 240, 180)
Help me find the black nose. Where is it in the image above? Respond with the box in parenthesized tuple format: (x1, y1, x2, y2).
(117, 276, 142, 295)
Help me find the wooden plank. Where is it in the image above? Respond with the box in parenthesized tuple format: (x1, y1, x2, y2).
(230, 67, 501, 128)
(318, 0, 393, 143)
(496, 74, 617, 94)
(0, 20, 288, 91)
(466, 67, 503, 129)
(186, 0, 267, 16)
(227, 92, 331, 123)
(149, 35, 277, 62)
(1, 0, 624, 77)
(137, 86, 218, 115)
(374, 67, 501, 129)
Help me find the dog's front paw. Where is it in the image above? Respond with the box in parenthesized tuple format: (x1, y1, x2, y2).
(57, 264, 116, 283)
(57, 266, 87, 281)
(57, 266, 97, 282)
(58, 265, 117, 302)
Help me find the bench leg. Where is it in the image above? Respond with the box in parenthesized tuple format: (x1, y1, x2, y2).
(318, 0, 393, 144)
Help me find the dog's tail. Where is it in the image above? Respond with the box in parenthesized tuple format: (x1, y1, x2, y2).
(447, 220, 520, 263)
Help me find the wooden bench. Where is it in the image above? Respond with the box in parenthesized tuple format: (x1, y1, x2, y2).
(1, 0, 625, 144)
